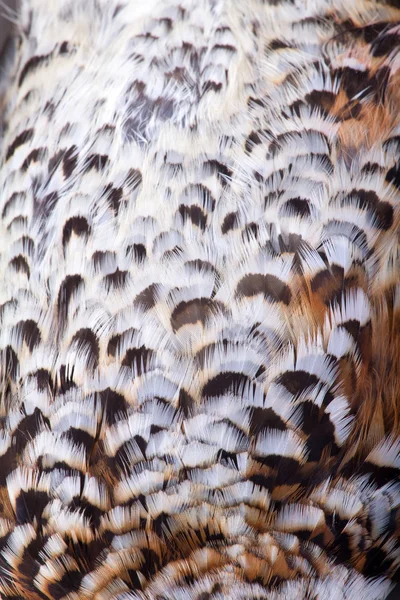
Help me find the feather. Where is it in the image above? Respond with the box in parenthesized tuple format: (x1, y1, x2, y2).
(0, 0, 400, 598)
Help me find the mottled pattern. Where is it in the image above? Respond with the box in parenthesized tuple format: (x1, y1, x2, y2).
(0, 1, 400, 599)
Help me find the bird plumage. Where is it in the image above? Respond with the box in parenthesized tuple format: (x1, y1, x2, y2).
(0, 0, 399, 598)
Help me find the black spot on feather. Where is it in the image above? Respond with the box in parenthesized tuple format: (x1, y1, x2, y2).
(236, 273, 291, 305)
(9, 255, 30, 277)
(2, 191, 26, 218)
(134, 284, 158, 310)
(103, 268, 129, 291)
(282, 197, 311, 218)
(63, 145, 78, 178)
(131, 243, 146, 263)
(203, 159, 232, 186)
(71, 328, 99, 371)
(249, 407, 287, 435)
(372, 33, 400, 57)
(22, 147, 46, 170)
(107, 334, 121, 358)
(19, 53, 52, 86)
(269, 39, 291, 51)
(310, 265, 344, 305)
(14, 320, 41, 352)
(83, 153, 109, 172)
(304, 89, 336, 115)
(31, 369, 54, 393)
(178, 204, 207, 230)
(6, 129, 34, 160)
(122, 345, 154, 376)
(62, 216, 90, 248)
(59, 41, 69, 54)
(171, 298, 225, 331)
(103, 184, 123, 216)
(179, 389, 195, 417)
(91, 250, 115, 272)
(58, 364, 76, 394)
(57, 274, 84, 328)
(221, 211, 239, 234)
(337, 67, 370, 100)
(374, 202, 393, 230)
(99, 389, 129, 425)
(48, 571, 82, 600)
(202, 372, 251, 398)
(16, 489, 50, 524)
(277, 370, 320, 395)
(4, 346, 19, 380)
(14, 408, 49, 454)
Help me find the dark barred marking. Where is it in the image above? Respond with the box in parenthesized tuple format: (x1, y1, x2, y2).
(171, 298, 226, 331)
(236, 274, 292, 305)
(62, 216, 91, 248)
(18, 53, 52, 86)
(13, 319, 41, 352)
(6, 129, 34, 160)
(70, 328, 100, 371)
(57, 274, 84, 327)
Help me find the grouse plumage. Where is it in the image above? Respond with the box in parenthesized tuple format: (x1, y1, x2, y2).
(0, 0, 399, 598)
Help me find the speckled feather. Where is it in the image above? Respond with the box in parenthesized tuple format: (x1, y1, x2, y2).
(0, 0, 400, 599)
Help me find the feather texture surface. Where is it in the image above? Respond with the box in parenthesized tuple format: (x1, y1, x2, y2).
(0, 0, 400, 598)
